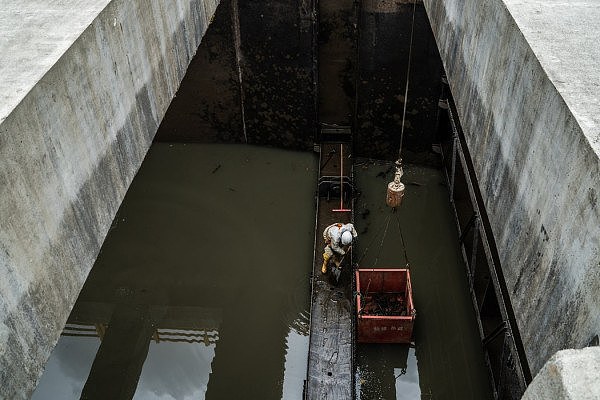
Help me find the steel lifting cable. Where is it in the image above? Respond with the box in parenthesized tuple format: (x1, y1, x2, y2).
(385, 1, 417, 265)
(356, 212, 392, 298)
(356, 212, 392, 267)
(394, 210, 410, 268)
(398, 0, 417, 160)
(386, 1, 416, 208)
(358, 209, 408, 295)
(365, 210, 410, 302)
(372, 213, 392, 269)
(368, 209, 409, 270)
(356, 208, 409, 270)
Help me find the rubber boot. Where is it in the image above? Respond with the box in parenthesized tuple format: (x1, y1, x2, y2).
(321, 253, 330, 274)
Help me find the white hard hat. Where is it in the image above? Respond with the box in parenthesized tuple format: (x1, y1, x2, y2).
(341, 231, 353, 246)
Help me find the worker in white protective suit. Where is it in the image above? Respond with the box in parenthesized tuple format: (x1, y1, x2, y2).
(321, 223, 358, 274)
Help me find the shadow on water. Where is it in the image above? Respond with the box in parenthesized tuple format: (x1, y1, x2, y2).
(32, 143, 317, 400)
(354, 159, 493, 400)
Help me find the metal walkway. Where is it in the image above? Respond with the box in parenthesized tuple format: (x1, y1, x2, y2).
(305, 141, 354, 399)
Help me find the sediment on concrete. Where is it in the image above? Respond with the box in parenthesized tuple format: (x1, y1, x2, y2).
(154, 0, 317, 149)
(152, 0, 445, 162)
(0, 0, 219, 397)
(356, 1, 442, 162)
(423, 0, 600, 374)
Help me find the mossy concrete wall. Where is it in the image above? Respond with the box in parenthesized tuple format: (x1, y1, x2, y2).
(423, 0, 600, 375)
(0, 0, 218, 397)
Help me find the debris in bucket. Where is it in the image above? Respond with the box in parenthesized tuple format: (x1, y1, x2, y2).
(361, 293, 408, 316)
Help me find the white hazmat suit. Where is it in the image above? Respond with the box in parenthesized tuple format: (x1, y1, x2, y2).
(322, 223, 357, 274)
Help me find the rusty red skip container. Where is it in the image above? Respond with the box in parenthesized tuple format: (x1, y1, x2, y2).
(355, 268, 416, 343)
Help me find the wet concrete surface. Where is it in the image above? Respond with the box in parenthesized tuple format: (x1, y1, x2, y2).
(31, 143, 317, 400)
(154, 0, 316, 149)
(153, 0, 245, 143)
(353, 159, 493, 400)
(152, 0, 445, 164)
(356, 3, 443, 164)
(237, 0, 316, 148)
(318, 0, 356, 126)
(306, 142, 354, 398)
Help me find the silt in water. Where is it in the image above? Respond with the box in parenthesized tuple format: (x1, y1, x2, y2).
(32, 143, 317, 400)
(354, 159, 493, 400)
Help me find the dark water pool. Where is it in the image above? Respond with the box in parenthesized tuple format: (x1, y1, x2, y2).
(32, 143, 317, 400)
(354, 159, 492, 400)
(32, 146, 491, 400)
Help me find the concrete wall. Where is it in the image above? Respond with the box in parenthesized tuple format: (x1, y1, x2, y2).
(423, 0, 600, 374)
(155, 0, 317, 149)
(153, 0, 445, 160)
(356, 1, 442, 163)
(0, 0, 218, 397)
(522, 347, 600, 399)
(318, 0, 356, 127)
(154, 0, 245, 143)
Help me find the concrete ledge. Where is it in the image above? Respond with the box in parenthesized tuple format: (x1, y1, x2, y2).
(522, 347, 600, 399)
(0, 0, 218, 397)
(423, 0, 600, 374)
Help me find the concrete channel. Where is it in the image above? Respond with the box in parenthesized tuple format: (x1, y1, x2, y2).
(0, 1, 220, 397)
(1, 0, 599, 398)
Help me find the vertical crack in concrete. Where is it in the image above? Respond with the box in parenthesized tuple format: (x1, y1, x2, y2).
(231, 0, 247, 143)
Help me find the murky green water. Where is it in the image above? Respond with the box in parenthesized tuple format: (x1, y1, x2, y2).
(354, 159, 493, 400)
(32, 145, 492, 400)
(32, 143, 317, 400)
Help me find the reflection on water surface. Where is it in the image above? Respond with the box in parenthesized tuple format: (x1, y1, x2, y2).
(32, 144, 317, 400)
(354, 160, 492, 400)
(32, 147, 492, 400)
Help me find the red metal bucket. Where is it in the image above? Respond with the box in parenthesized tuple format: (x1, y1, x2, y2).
(355, 268, 415, 343)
